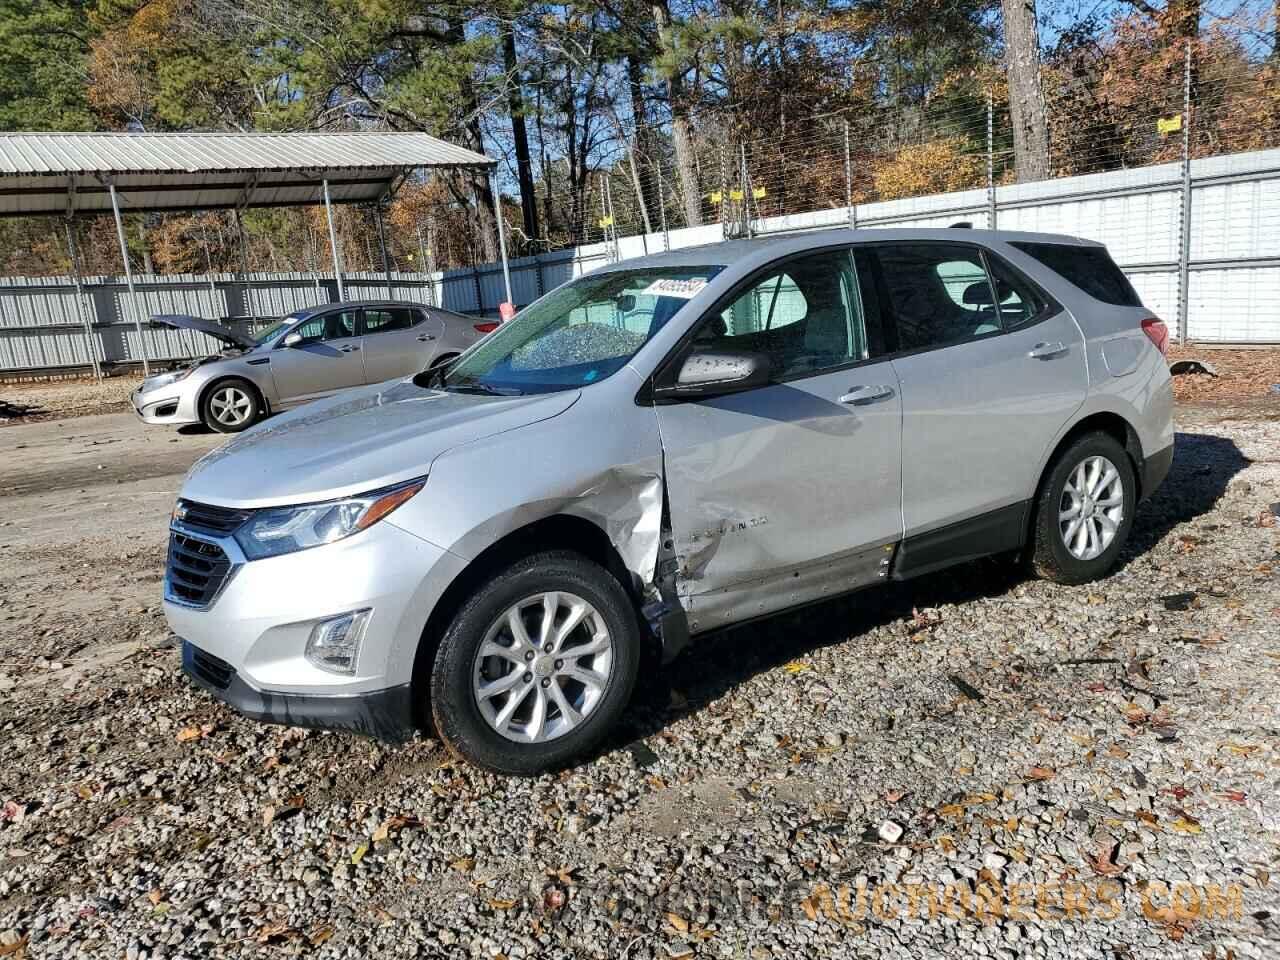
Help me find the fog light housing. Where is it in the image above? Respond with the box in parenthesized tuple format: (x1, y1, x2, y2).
(305, 609, 371, 675)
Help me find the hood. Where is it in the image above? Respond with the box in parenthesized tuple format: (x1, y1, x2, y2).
(151, 313, 259, 350)
(180, 379, 581, 508)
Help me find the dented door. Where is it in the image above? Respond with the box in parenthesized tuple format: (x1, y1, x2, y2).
(654, 247, 904, 634)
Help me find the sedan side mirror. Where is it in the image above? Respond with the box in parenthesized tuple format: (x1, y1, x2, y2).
(653, 348, 770, 400)
(281, 331, 303, 348)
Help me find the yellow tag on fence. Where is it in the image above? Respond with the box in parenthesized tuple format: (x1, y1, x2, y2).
(597, 216, 614, 228)
(709, 191, 722, 204)
(752, 186, 767, 199)
(1157, 115, 1182, 134)
(729, 189, 744, 201)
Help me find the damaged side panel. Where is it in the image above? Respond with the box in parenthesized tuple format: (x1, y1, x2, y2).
(400, 375, 691, 658)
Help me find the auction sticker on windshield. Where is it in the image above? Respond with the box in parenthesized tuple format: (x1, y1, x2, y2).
(641, 278, 708, 299)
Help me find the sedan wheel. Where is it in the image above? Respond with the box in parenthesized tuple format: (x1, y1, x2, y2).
(201, 379, 261, 433)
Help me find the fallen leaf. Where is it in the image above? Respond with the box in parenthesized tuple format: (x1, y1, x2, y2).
(175, 723, 214, 743)
(1223, 790, 1247, 803)
(1107, 745, 1130, 759)
(783, 661, 810, 674)
(1171, 818, 1202, 835)
(147, 888, 164, 906)
(372, 815, 420, 843)
(0, 936, 29, 957)
(1136, 810, 1160, 827)
(350, 843, 368, 865)
(883, 790, 906, 803)
(1025, 766, 1056, 781)
(666, 912, 690, 933)
(308, 925, 334, 946)
(262, 795, 303, 827)
(1163, 786, 1191, 800)
(450, 857, 475, 873)
(1223, 743, 1259, 756)
(488, 898, 518, 911)
(1087, 846, 1126, 877)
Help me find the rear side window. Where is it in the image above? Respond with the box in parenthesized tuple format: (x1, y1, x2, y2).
(874, 243, 1001, 351)
(363, 307, 417, 334)
(1010, 242, 1141, 307)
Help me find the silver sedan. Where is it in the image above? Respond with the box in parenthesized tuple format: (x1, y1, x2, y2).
(131, 302, 492, 432)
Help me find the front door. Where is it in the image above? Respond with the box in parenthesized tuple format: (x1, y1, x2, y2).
(875, 241, 1088, 544)
(269, 308, 366, 405)
(361, 306, 445, 383)
(654, 247, 903, 633)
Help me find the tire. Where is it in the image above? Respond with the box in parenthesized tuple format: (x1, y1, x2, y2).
(429, 550, 641, 775)
(201, 378, 261, 433)
(1030, 432, 1137, 585)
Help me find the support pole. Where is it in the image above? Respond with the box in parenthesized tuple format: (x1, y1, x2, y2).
(374, 202, 394, 300)
(107, 180, 149, 376)
(489, 171, 514, 312)
(415, 224, 435, 307)
(844, 119, 855, 229)
(1176, 40, 1193, 344)
(986, 94, 997, 229)
(656, 159, 670, 251)
(64, 220, 101, 381)
(322, 179, 346, 302)
(232, 209, 257, 321)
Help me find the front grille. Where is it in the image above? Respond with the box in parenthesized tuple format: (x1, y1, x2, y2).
(167, 531, 234, 607)
(185, 642, 235, 690)
(176, 500, 251, 535)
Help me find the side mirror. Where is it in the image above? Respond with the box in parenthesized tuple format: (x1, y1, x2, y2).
(653, 349, 770, 400)
(281, 331, 303, 348)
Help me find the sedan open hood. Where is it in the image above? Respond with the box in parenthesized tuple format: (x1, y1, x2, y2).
(151, 313, 259, 350)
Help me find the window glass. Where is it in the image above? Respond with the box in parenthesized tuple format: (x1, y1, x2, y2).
(363, 307, 416, 334)
(985, 254, 1047, 329)
(875, 244, 1001, 350)
(1009, 241, 1142, 307)
(693, 249, 868, 379)
(292, 310, 358, 343)
(443, 266, 723, 395)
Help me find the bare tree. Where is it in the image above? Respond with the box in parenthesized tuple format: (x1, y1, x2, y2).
(652, 0, 703, 226)
(1001, 0, 1050, 181)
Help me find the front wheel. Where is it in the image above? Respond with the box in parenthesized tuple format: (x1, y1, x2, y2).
(201, 378, 261, 433)
(1030, 432, 1136, 585)
(428, 550, 641, 775)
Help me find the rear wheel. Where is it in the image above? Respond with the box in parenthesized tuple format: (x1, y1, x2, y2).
(429, 550, 640, 775)
(1030, 432, 1136, 585)
(201, 378, 261, 433)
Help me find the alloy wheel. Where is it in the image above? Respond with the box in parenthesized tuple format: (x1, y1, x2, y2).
(209, 386, 253, 427)
(471, 591, 614, 744)
(1059, 454, 1124, 561)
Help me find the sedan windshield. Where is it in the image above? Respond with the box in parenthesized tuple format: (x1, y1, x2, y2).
(442, 266, 722, 395)
(254, 317, 296, 345)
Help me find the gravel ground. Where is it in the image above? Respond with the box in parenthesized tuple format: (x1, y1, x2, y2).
(1, 404, 1278, 960)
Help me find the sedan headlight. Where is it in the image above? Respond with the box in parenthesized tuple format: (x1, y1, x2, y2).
(233, 478, 425, 560)
(143, 366, 196, 391)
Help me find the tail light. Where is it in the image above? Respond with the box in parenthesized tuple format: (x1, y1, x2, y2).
(1140, 317, 1169, 356)
(474, 322, 499, 334)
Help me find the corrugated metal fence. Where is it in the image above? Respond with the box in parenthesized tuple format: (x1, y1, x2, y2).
(3, 146, 1278, 373)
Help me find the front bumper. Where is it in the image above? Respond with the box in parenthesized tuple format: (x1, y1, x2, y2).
(164, 515, 468, 740)
(182, 641, 416, 740)
(132, 383, 201, 426)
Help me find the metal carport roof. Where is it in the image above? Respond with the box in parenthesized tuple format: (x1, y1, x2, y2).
(0, 131, 494, 216)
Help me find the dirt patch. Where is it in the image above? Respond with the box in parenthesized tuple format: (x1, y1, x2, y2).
(0, 376, 141, 424)
(1168, 345, 1280, 405)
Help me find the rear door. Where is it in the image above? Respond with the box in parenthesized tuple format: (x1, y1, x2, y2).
(268, 308, 366, 405)
(876, 241, 1087, 564)
(361, 306, 444, 383)
(655, 247, 903, 630)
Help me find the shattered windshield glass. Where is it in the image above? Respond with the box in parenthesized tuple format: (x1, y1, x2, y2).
(441, 266, 722, 395)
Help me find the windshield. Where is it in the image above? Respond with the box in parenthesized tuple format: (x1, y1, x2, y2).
(442, 266, 723, 395)
(254, 317, 297, 345)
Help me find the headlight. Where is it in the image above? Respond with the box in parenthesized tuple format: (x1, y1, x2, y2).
(233, 478, 425, 560)
(144, 366, 196, 391)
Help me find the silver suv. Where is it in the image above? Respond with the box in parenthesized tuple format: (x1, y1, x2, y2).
(167, 228, 1174, 774)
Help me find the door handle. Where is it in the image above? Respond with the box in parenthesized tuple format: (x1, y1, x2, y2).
(839, 384, 895, 405)
(417, 334, 436, 342)
(1028, 341, 1068, 359)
